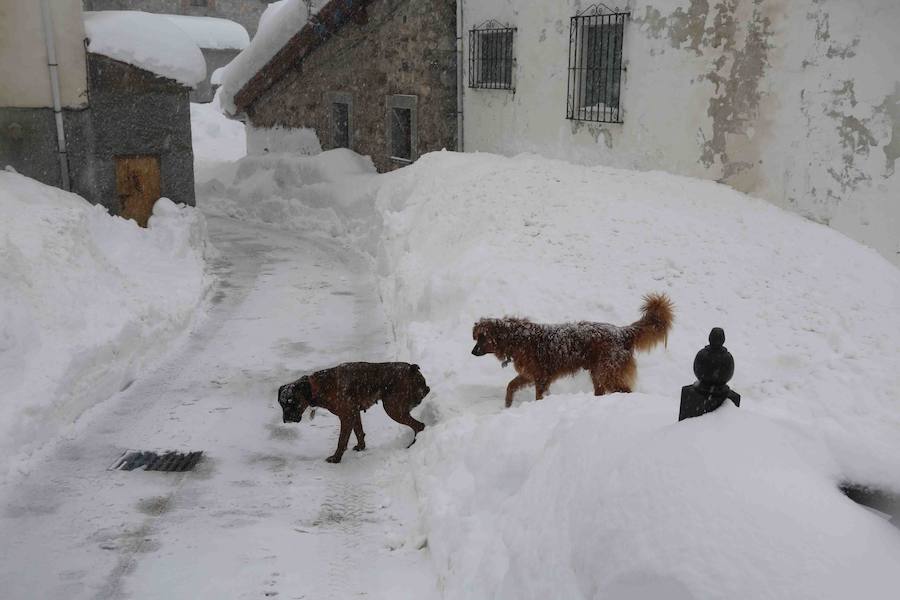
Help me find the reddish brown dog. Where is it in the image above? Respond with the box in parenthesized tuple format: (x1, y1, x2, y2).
(472, 293, 674, 407)
(278, 362, 429, 463)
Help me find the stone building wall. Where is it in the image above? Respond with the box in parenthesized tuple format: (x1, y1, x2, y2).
(85, 53, 196, 211)
(245, 0, 457, 172)
(83, 0, 269, 37)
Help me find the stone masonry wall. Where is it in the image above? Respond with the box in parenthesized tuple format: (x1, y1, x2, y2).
(246, 0, 457, 172)
(86, 53, 195, 211)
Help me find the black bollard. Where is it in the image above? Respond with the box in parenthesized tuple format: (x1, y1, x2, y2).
(679, 327, 741, 421)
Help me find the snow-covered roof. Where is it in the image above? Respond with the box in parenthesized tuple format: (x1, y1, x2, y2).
(161, 14, 250, 51)
(217, 0, 332, 114)
(83, 11, 207, 87)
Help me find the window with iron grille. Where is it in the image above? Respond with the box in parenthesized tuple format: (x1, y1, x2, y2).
(567, 5, 629, 123)
(469, 22, 516, 91)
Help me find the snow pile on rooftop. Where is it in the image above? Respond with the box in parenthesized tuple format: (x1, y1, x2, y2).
(162, 14, 250, 50)
(217, 0, 328, 113)
(84, 11, 207, 87)
(363, 152, 900, 598)
(216, 0, 306, 113)
(0, 172, 211, 481)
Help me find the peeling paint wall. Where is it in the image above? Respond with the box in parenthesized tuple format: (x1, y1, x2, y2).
(461, 0, 900, 266)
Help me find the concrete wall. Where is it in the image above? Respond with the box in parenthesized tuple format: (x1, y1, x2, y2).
(0, 0, 88, 108)
(83, 0, 269, 37)
(86, 53, 196, 210)
(461, 0, 900, 267)
(193, 47, 241, 102)
(0, 107, 94, 192)
(246, 0, 457, 172)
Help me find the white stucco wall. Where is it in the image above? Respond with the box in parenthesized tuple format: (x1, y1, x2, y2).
(0, 0, 88, 108)
(461, 0, 900, 266)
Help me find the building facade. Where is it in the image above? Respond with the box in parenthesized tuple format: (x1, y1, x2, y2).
(83, 0, 272, 37)
(459, 0, 900, 266)
(233, 0, 458, 172)
(0, 2, 196, 224)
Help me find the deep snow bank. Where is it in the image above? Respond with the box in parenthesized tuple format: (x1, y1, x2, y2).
(371, 152, 900, 482)
(415, 396, 900, 600)
(0, 172, 211, 480)
(198, 148, 380, 245)
(368, 152, 900, 598)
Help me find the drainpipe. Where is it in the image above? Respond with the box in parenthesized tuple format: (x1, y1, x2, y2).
(40, 0, 70, 191)
(456, 0, 464, 152)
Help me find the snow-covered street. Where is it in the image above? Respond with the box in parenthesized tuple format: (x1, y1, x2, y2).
(4, 0, 899, 597)
(0, 215, 437, 600)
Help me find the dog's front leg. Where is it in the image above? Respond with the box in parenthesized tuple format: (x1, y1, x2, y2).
(505, 375, 530, 408)
(326, 414, 354, 463)
(535, 380, 549, 401)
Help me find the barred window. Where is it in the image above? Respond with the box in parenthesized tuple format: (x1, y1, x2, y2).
(469, 22, 516, 91)
(567, 6, 628, 123)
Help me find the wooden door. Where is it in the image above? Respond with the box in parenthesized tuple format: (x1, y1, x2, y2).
(116, 155, 161, 228)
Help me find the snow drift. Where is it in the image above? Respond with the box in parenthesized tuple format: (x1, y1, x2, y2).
(365, 152, 900, 599)
(0, 172, 211, 480)
(198, 147, 379, 244)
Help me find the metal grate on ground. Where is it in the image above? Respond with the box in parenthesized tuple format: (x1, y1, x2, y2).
(110, 450, 203, 472)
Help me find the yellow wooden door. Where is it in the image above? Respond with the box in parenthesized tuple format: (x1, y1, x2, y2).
(116, 155, 161, 228)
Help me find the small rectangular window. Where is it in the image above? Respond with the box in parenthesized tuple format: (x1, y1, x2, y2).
(567, 9, 628, 123)
(391, 107, 412, 161)
(332, 102, 349, 148)
(386, 94, 417, 164)
(469, 23, 516, 91)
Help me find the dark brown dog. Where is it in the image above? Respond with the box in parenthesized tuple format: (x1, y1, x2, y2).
(277, 362, 429, 463)
(472, 293, 674, 407)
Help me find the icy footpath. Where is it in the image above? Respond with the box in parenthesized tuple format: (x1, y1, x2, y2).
(0, 172, 211, 481)
(364, 152, 900, 599)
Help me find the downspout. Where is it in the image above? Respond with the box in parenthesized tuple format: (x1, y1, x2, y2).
(456, 0, 464, 152)
(40, 0, 70, 191)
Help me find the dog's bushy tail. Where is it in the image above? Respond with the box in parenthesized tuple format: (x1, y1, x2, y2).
(629, 293, 674, 352)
